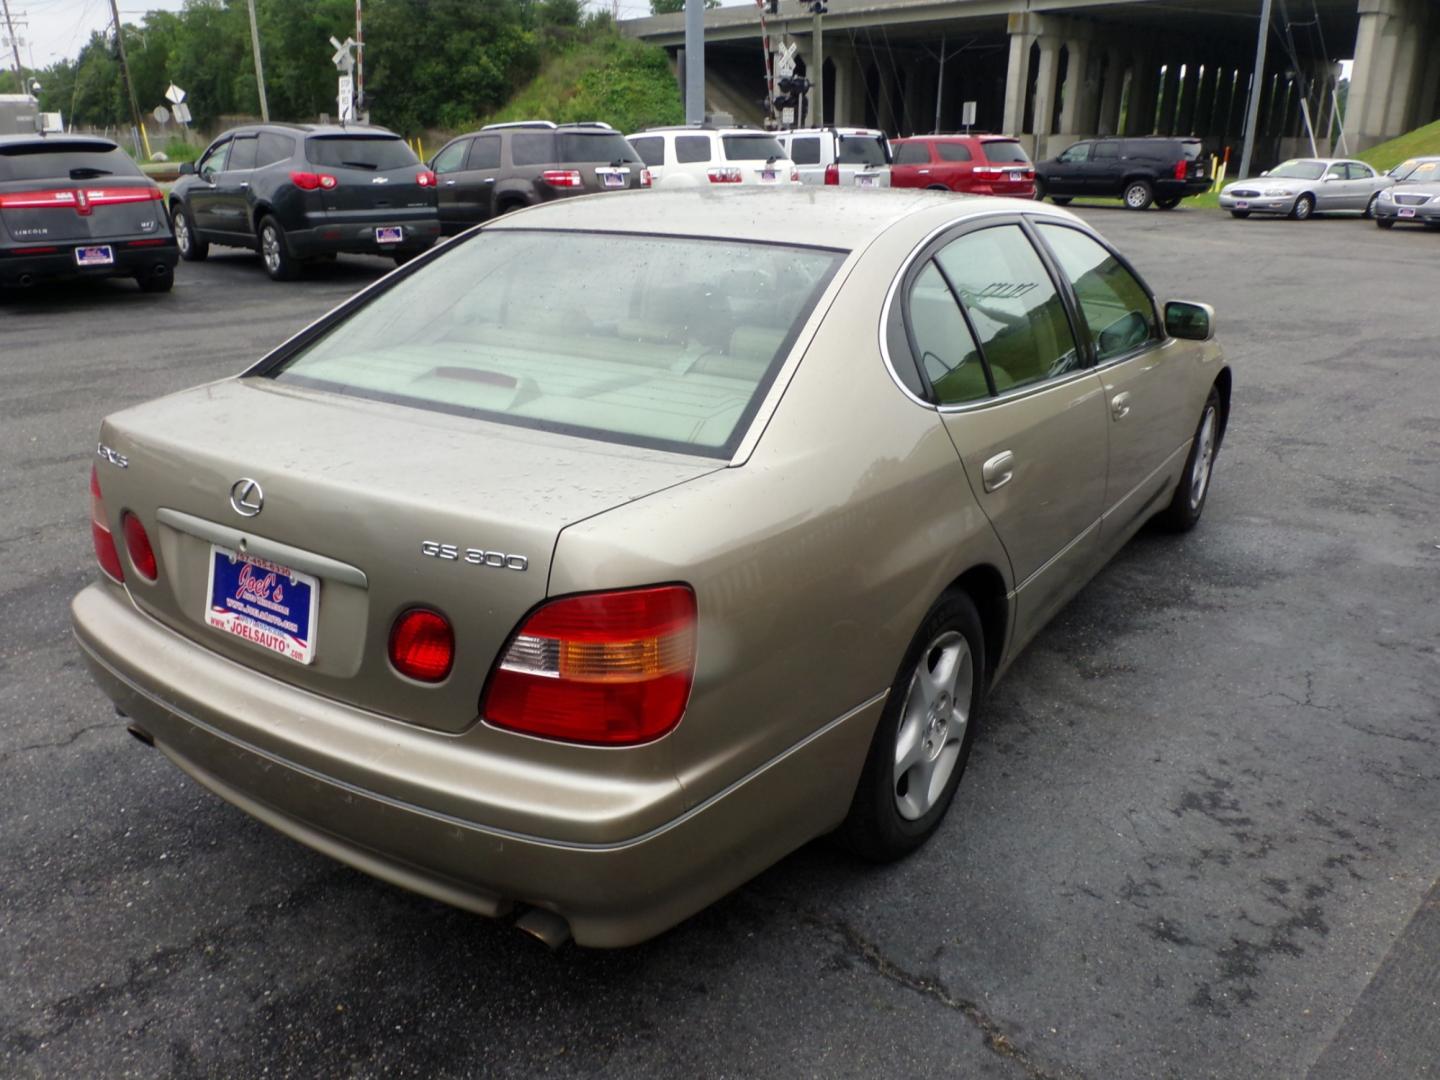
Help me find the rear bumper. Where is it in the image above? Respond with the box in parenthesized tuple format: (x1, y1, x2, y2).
(71, 581, 881, 946)
(0, 241, 178, 286)
(1154, 178, 1212, 198)
(287, 214, 442, 258)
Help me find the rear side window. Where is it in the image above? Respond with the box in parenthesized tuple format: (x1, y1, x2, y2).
(268, 232, 844, 457)
(306, 136, 417, 170)
(228, 136, 258, 171)
(907, 262, 989, 404)
(1093, 142, 1120, 161)
(674, 136, 711, 164)
(629, 136, 664, 167)
(556, 133, 640, 164)
(790, 137, 821, 165)
(893, 142, 930, 165)
(0, 141, 143, 181)
(980, 140, 1029, 165)
(837, 135, 889, 165)
(256, 132, 295, 168)
(468, 136, 501, 170)
(722, 134, 785, 162)
(933, 225, 1080, 392)
(509, 133, 555, 166)
(936, 143, 973, 163)
(1121, 140, 1167, 160)
(1037, 224, 1157, 362)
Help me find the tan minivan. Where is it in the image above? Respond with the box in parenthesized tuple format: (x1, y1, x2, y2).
(74, 189, 1230, 947)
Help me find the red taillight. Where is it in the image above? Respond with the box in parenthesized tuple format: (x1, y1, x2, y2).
(1174, 159, 1188, 180)
(89, 465, 124, 583)
(640, 168, 653, 188)
(790, 167, 800, 183)
(707, 167, 742, 184)
(121, 511, 157, 582)
(824, 163, 840, 185)
(290, 171, 338, 191)
(0, 187, 161, 211)
(389, 608, 455, 682)
(416, 170, 437, 187)
(482, 585, 697, 746)
(541, 169, 583, 188)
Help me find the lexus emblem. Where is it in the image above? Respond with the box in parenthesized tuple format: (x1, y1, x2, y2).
(229, 478, 264, 517)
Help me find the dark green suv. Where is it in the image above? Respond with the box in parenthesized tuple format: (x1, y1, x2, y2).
(427, 122, 650, 236)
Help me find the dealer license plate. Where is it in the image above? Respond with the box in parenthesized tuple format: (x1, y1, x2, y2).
(375, 226, 403, 244)
(206, 545, 319, 665)
(1399, 207, 1416, 218)
(856, 174, 877, 188)
(75, 245, 114, 267)
(1009, 171, 1023, 182)
(601, 171, 626, 188)
(1236, 200, 1249, 209)
(760, 169, 778, 182)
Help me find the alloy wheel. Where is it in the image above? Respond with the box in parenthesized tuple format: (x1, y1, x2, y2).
(261, 226, 282, 275)
(1190, 406, 1217, 509)
(174, 212, 190, 255)
(893, 631, 972, 821)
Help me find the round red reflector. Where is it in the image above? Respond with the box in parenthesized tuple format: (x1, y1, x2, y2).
(121, 512, 158, 581)
(389, 608, 454, 682)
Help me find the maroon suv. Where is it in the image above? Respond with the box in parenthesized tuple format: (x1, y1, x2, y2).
(890, 135, 1036, 197)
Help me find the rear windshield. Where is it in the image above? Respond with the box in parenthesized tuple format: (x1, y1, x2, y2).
(837, 135, 890, 166)
(305, 135, 416, 171)
(981, 140, 1029, 164)
(723, 134, 786, 162)
(0, 141, 143, 182)
(1267, 160, 1325, 180)
(267, 231, 843, 457)
(557, 132, 642, 164)
(1180, 141, 1204, 161)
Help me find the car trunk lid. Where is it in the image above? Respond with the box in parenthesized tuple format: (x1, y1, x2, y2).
(95, 379, 721, 734)
(307, 134, 432, 214)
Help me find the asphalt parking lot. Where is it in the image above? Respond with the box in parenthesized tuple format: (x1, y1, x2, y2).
(3, 206, 1438, 1079)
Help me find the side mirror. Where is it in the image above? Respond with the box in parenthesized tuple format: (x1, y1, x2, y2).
(1164, 300, 1215, 342)
(178, 161, 196, 176)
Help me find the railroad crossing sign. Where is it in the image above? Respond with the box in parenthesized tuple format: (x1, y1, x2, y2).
(330, 36, 357, 73)
(775, 42, 798, 79)
(165, 83, 186, 105)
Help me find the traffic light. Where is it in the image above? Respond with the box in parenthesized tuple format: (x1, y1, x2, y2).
(765, 0, 778, 13)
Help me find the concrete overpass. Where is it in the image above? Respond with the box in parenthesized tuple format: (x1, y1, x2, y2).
(623, 0, 1440, 163)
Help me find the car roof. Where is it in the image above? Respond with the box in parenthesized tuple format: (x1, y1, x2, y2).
(894, 134, 1018, 141)
(486, 187, 1076, 250)
(218, 123, 399, 137)
(634, 126, 771, 136)
(785, 127, 886, 137)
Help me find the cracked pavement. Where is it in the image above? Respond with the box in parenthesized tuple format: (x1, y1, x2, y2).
(2, 208, 1438, 1078)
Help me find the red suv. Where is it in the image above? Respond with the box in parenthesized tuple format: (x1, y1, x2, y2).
(890, 135, 1036, 197)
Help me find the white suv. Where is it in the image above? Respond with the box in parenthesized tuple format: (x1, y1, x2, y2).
(775, 127, 892, 188)
(627, 126, 799, 189)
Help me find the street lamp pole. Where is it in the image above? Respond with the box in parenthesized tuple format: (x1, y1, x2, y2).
(246, 0, 270, 121)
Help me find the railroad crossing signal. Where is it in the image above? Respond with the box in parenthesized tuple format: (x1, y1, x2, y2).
(330, 36, 356, 73)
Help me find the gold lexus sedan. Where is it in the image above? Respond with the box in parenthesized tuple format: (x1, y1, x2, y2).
(73, 189, 1230, 947)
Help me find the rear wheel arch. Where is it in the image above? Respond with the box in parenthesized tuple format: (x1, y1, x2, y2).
(1212, 367, 1232, 447)
(251, 204, 275, 235)
(940, 564, 1009, 684)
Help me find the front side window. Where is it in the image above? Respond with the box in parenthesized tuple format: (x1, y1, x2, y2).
(893, 142, 931, 165)
(1037, 224, 1157, 362)
(907, 262, 989, 404)
(267, 232, 843, 457)
(933, 226, 1080, 391)
(1058, 143, 1091, 164)
(199, 139, 231, 177)
(630, 136, 664, 167)
(432, 139, 469, 174)
(227, 136, 258, 171)
(1325, 163, 1346, 180)
(674, 136, 711, 164)
(790, 137, 821, 165)
(936, 143, 973, 163)
(722, 134, 785, 161)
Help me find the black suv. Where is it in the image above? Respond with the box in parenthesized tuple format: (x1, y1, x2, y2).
(170, 124, 441, 280)
(0, 134, 177, 292)
(1036, 137, 1209, 210)
(427, 121, 649, 235)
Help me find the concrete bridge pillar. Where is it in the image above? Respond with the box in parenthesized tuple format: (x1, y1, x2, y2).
(1097, 50, 1126, 135)
(1032, 35, 1063, 155)
(1002, 15, 1038, 138)
(1347, 0, 1416, 150)
(1057, 38, 1092, 135)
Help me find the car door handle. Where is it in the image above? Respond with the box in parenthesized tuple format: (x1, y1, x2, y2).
(981, 451, 1015, 493)
(482, 178, 495, 184)
(443, 179, 457, 186)
(239, 182, 249, 189)
(1110, 392, 1132, 420)
(918, 169, 930, 174)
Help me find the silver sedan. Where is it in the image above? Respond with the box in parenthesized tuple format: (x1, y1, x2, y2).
(1374, 175, 1440, 229)
(1219, 158, 1393, 220)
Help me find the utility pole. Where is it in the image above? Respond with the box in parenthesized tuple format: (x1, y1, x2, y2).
(245, 0, 269, 121)
(1238, 0, 1273, 179)
(684, 0, 704, 124)
(810, 3, 824, 127)
(106, 0, 145, 156)
(354, 0, 364, 118)
(0, 0, 24, 89)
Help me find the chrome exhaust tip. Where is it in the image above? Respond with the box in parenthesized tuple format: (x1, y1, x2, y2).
(514, 907, 572, 950)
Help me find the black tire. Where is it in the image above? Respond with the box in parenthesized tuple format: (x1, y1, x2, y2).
(494, 199, 526, 217)
(1376, 217, 1395, 230)
(257, 216, 298, 281)
(1290, 193, 1315, 221)
(1123, 179, 1154, 210)
(1230, 210, 1252, 219)
(926, 184, 949, 192)
(839, 591, 987, 862)
(1364, 193, 1380, 219)
(1155, 195, 1182, 210)
(392, 249, 425, 267)
(171, 204, 207, 261)
(137, 267, 174, 293)
(1050, 195, 1073, 206)
(1157, 387, 1222, 533)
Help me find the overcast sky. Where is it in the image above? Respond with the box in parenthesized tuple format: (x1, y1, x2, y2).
(17, 0, 758, 72)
